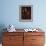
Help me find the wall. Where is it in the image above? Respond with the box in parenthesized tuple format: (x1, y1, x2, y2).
(0, 0, 46, 30)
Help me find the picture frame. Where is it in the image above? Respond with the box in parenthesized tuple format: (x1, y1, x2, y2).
(19, 5, 33, 22)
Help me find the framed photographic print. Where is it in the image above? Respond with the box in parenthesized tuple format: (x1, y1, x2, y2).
(19, 5, 33, 22)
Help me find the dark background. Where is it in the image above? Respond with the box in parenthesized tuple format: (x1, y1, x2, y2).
(21, 6, 31, 19)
